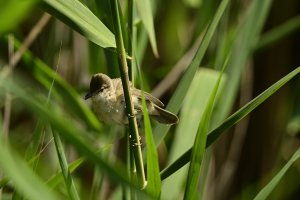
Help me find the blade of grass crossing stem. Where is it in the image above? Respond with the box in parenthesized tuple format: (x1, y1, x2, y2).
(0, 139, 58, 200)
(153, 0, 229, 146)
(137, 59, 161, 198)
(161, 67, 300, 180)
(47, 157, 84, 188)
(254, 148, 300, 200)
(52, 128, 80, 200)
(135, 0, 158, 57)
(13, 39, 101, 132)
(42, 0, 115, 48)
(184, 64, 224, 200)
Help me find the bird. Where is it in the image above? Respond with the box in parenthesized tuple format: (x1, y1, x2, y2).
(84, 73, 179, 126)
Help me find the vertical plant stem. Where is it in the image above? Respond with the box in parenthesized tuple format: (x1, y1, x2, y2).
(127, 0, 138, 198)
(110, 0, 146, 189)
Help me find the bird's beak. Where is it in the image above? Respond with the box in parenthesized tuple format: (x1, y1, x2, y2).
(84, 92, 92, 100)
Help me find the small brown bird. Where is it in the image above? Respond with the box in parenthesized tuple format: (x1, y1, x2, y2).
(84, 73, 178, 126)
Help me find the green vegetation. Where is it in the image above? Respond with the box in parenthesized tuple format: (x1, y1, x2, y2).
(0, 0, 300, 199)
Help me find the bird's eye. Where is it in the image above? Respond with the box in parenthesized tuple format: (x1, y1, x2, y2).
(99, 88, 104, 92)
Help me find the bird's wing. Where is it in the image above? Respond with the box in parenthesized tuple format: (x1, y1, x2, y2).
(112, 78, 165, 107)
(131, 88, 165, 107)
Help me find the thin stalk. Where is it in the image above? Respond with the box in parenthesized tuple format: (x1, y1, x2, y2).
(127, 0, 138, 198)
(52, 128, 80, 200)
(47, 41, 79, 200)
(127, 0, 134, 81)
(110, 0, 146, 189)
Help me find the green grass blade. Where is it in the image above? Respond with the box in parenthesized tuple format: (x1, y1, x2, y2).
(0, 140, 59, 200)
(0, 0, 38, 35)
(47, 157, 84, 188)
(214, 0, 272, 123)
(153, 0, 229, 146)
(256, 15, 300, 50)
(206, 67, 300, 147)
(42, 0, 115, 48)
(161, 67, 300, 180)
(142, 95, 161, 198)
(161, 68, 224, 200)
(184, 63, 224, 200)
(137, 65, 161, 198)
(52, 128, 80, 200)
(254, 148, 300, 200)
(135, 0, 158, 57)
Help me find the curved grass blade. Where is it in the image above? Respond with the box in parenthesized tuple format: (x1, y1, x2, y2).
(153, 0, 230, 146)
(42, 0, 115, 48)
(254, 148, 300, 200)
(135, 0, 158, 57)
(161, 67, 300, 180)
(0, 140, 59, 200)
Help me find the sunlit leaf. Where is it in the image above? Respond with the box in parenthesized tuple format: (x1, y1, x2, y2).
(135, 0, 158, 57)
(42, 0, 115, 48)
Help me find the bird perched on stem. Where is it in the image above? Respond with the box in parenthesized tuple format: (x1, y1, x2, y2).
(84, 73, 179, 126)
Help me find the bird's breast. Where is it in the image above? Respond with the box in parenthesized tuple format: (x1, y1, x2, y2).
(91, 95, 127, 125)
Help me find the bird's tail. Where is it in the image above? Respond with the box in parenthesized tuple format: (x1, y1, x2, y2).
(151, 106, 179, 125)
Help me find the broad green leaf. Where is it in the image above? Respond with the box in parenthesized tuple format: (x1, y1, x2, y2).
(184, 64, 224, 199)
(161, 68, 224, 199)
(160, 67, 300, 180)
(0, 0, 38, 35)
(135, 0, 158, 57)
(254, 148, 300, 200)
(153, 0, 230, 146)
(42, 0, 115, 48)
(0, 140, 58, 200)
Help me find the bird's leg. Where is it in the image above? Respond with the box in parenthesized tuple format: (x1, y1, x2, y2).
(129, 134, 142, 147)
